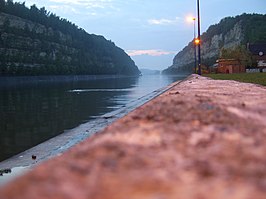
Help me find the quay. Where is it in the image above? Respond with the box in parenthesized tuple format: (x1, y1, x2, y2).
(0, 74, 266, 199)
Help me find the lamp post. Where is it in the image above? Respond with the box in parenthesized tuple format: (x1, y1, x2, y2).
(187, 17, 197, 74)
(192, 17, 197, 73)
(197, 0, 202, 75)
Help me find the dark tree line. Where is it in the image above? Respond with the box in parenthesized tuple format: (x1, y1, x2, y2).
(0, 0, 80, 37)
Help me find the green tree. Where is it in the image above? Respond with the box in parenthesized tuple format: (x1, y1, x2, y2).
(0, 0, 5, 12)
(220, 45, 253, 66)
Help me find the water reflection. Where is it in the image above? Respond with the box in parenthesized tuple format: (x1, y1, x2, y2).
(0, 74, 188, 161)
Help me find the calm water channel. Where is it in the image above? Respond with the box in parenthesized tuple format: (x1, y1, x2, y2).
(0, 74, 188, 162)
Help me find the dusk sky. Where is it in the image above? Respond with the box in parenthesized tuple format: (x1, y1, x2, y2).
(21, 0, 266, 70)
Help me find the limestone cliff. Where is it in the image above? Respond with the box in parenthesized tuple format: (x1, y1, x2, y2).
(163, 13, 266, 74)
(0, 8, 140, 75)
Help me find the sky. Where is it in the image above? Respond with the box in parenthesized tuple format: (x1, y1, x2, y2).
(20, 0, 266, 70)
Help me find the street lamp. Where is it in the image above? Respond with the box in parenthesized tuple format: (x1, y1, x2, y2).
(192, 17, 197, 74)
(187, 17, 197, 74)
(197, 0, 202, 75)
(194, 38, 200, 45)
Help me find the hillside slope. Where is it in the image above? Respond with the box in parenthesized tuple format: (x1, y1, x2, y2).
(163, 13, 266, 74)
(0, 1, 140, 76)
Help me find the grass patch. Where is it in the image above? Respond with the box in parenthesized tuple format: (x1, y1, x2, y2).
(204, 73, 266, 86)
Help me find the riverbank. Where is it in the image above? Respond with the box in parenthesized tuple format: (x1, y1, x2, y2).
(1, 74, 266, 198)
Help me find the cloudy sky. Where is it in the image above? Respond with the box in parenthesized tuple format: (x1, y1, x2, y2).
(21, 0, 265, 70)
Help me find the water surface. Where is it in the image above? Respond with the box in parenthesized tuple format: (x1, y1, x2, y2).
(0, 74, 188, 161)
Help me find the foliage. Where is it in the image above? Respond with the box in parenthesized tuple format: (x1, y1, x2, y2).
(205, 73, 266, 86)
(0, 0, 140, 76)
(202, 13, 266, 44)
(202, 56, 219, 68)
(220, 45, 253, 66)
(241, 14, 266, 43)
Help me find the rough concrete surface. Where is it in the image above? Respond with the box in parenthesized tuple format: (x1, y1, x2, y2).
(0, 74, 266, 199)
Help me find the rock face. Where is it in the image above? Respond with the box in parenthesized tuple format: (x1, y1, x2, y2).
(163, 13, 266, 73)
(0, 12, 140, 75)
(165, 22, 243, 74)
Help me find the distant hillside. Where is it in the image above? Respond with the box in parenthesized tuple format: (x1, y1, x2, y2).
(163, 13, 266, 74)
(140, 68, 160, 75)
(0, 1, 140, 76)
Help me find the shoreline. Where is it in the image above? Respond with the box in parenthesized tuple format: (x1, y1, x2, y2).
(0, 79, 182, 171)
(0, 74, 138, 88)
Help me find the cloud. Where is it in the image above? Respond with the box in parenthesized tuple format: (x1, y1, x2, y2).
(127, 49, 176, 57)
(49, 5, 81, 14)
(46, 0, 118, 17)
(148, 17, 180, 25)
(49, 0, 114, 9)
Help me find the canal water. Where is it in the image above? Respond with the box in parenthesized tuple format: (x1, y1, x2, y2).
(0, 74, 188, 162)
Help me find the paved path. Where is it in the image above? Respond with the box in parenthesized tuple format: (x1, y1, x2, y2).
(0, 74, 266, 199)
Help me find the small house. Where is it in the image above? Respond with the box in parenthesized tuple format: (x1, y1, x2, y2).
(217, 59, 246, 74)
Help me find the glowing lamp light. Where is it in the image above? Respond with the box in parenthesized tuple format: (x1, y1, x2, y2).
(186, 16, 196, 23)
(194, 38, 200, 45)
